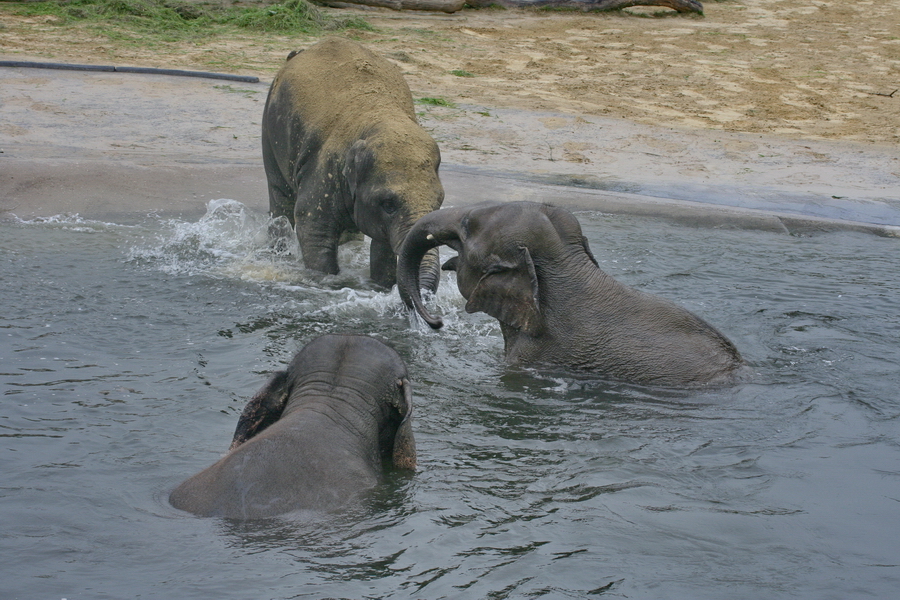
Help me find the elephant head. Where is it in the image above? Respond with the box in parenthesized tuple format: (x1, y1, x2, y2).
(397, 201, 745, 387)
(341, 122, 445, 291)
(397, 201, 593, 332)
(169, 334, 416, 519)
(228, 334, 416, 469)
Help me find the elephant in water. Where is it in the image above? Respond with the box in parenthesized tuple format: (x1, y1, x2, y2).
(397, 201, 745, 388)
(169, 334, 416, 519)
(261, 37, 444, 291)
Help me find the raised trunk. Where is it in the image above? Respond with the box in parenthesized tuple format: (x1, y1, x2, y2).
(417, 248, 441, 294)
(397, 206, 469, 328)
(390, 220, 441, 294)
(396, 229, 444, 328)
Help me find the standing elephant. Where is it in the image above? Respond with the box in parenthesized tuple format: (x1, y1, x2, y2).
(169, 334, 416, 519)
(261, 37, 444, 291)
(397, 201, 745, 387)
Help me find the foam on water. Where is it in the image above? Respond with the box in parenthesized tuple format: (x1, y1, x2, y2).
(11, 211, 132, 234)
(122, 199, 502, 346)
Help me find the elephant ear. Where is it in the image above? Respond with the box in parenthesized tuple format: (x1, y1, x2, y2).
(342, 138, 376, 199)
(581, 236, 600, 268)
(229, 370, 291, 451)
(465, 245, 542, 335)
(389, 378, 416, 470)
(539, 204, 600, 267)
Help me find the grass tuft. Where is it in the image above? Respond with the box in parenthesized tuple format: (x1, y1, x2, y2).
(227, 0, 370, 32)
(417, 97, 456, 108)
(12, 0, 372, 37)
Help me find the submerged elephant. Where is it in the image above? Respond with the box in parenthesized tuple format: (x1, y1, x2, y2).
(261, 37, 444, 291)
(397, 201, 745, 387)
(169, 334, 416, 519)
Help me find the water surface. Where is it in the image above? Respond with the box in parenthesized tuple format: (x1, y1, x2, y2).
(2, 200, 898, 599)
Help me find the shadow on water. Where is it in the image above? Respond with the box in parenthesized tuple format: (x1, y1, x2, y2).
(2, 200, 899, 599)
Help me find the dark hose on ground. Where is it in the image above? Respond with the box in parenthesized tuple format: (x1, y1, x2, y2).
(0, 60, 260, 83)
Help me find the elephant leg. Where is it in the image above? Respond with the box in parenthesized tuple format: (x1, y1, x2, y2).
(370, 237, 397, 289)
(297, 221, 341, 275)
(267, 182, 295, 225)
(262, 137, 296, 226)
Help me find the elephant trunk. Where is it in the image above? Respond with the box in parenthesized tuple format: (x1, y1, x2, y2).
(397, 206, 467, 329)
(416, 247, 441, 294)
(390, 218, 441, 294)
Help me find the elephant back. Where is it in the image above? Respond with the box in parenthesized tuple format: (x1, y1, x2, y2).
(271, 37, 418, 136)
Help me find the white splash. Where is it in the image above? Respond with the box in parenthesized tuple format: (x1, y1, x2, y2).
(128, 199, 301, 280)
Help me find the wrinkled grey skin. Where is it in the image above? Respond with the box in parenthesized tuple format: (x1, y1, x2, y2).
(261, 37, 444, 291)
(169, 334, 416, 519)
(398, 201, 745, 388)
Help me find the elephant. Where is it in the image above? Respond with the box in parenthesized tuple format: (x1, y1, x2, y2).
(397, 201, 746, 388)
(169, 334, 416, 519)
(261, 37, 444, 291)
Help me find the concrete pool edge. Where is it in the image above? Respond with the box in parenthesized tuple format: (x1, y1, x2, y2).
(2, 156, 898, 238)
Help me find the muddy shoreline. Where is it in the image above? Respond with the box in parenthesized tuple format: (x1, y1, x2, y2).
(2, 63, 898, 234)
(2, 0, 899, 232)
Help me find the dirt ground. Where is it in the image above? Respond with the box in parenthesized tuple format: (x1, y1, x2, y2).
(2, 0, 898, 144)
(1, 0, 899, 228)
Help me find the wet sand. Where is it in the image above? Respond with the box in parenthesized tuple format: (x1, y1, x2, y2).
(1, 63, 898, 234)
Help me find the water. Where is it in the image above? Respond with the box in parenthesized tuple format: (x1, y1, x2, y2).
(2, 200, 898, 599)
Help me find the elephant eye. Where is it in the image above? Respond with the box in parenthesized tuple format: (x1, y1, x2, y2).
(381, 196, 400, 215)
